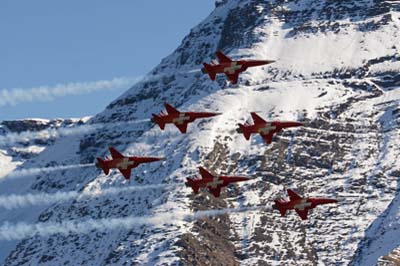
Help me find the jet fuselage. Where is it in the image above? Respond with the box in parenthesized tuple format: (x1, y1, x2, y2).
(203, 60, 273, 75)
(273, 198, 336, 212)
(185, 175, 251, 189)
(185, 167, 253, 197)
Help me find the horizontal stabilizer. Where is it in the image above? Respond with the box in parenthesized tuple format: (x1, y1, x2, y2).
(237, 123, 251, 140)
(274, 200, 287, 217)
(152, 114, 166, 130)
(202, 63, 216, 80)
(96, 158, 110, 176)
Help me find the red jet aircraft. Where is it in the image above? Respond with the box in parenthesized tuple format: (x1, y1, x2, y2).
(96, 147, 164, 180)
(202, 51, 275, 84)
(272, 189, 337, 220)
(185, 167, 253, 197)
(237, 112, 303, 144)
(151, 103, 221, 134)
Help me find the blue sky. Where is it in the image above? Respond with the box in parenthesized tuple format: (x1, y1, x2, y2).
(0, 1, 214, 120)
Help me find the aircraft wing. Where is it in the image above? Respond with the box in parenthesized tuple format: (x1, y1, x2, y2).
(226, 73, 239, 84)
(216, 51, 232, 63)
(261, 132, 274, 144)
(165, 103, 180, 114)
(119, 168, 132, 180)
(175, 122, 188, 134)
(208, 186, 222, 197)
(109, 147, 124, 159)
(250, 112, 266, 124)
(295, 209, 309, 220)
(287, 189, 302, 201)
(199, 167, 214, 179)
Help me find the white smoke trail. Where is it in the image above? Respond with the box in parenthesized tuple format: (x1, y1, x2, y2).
(0, 184, 167, 210)
(3, 163, 94, 181)
(0, 124, 102, 146)
(182, 68, 201, 74)
(0, 69, 201, 108)
(0, 77, 142, 107)
(112, 119, 151, 127)
(0, 205, 269, 241)
(0, 118, 151, 146)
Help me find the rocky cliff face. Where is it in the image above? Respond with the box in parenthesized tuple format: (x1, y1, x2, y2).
(1, 0, 399, 265)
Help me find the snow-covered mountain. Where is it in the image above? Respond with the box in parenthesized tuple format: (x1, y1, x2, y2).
(1, 0, 399, 265)
(0, 118, 89, 178)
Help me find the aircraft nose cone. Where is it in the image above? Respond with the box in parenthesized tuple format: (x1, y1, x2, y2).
(236, 176, 252, 182)
(272, 204, 278, 210)
(201, 67, 208, 74)
(257, 60, 275, 66)
(236, 127, 243, 133)
(294, 122, 304, 127)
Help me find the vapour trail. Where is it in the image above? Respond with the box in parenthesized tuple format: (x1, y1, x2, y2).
(0, 118, 151, 146)
(0, 124, 101, 146)
(0, 205, 269, 241)
(3, 163, 95, 181)
(0, 184, 167, 210)
(182, 68, 201, 74)
(0, 77, 142, 107)
(0, 67, 200, 108)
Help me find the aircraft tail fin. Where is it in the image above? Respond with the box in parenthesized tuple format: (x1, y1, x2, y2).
(273, 200, 287, 217)
(202, 63, 216, 80)
(237, 123, 251, 140)
(96, 158, 110, 175)
(151, 113, 166, 130)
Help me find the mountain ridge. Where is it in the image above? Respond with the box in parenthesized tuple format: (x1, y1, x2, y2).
(1, 0, 399, 265)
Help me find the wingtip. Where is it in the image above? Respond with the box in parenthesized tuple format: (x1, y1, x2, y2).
(250, 111, 262, 115)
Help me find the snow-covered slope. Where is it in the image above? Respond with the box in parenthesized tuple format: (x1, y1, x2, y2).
(0, 118, 88, 179)
(1, 0, 400, 265)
